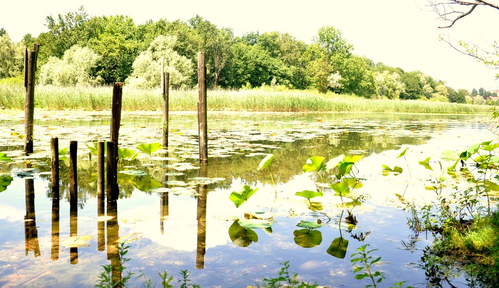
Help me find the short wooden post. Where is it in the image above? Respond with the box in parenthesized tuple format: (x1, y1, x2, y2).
(24, 44, 40, 154)
(51, 137, 59, 197)
(198, 52, 208, 163)
(106, 141, 117, 201)
(162, 72, 170, 148)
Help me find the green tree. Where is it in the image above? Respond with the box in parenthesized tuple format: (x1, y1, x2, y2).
(472, 88, 478, 96)
(431, 84, 450, 102)
(125, 35, 193, 89)
(374, 70, 406, 99)
(453, 88, 468, 103)
(313, 26, 353, 61)
(0, 33, 23, 78)
(88, 15, 141, 83)
(400, 71, 423, 99)
(335, 55, 375, 97)
(38, 45, 102, 86)
(0, 28, 6, 37)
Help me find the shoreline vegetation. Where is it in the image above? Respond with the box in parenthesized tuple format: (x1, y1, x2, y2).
(0, 84, 492, 114)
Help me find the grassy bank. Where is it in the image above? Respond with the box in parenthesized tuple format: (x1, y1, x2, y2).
(0, 84, 491, 114)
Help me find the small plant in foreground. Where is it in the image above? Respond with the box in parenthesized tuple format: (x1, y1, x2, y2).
(351, 244, 385, 288)
(179, 269, 200, 288)
(259, 261, 317, 288)
(96, 242, 133, 288)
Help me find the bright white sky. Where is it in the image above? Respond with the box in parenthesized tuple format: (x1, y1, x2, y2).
(2, 0, 498, 91)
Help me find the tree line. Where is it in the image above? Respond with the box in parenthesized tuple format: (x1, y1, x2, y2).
(0, 6, 496, 103)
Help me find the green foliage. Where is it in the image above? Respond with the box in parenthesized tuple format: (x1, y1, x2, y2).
(351, 244, 385, 287)
(0, 152, 13, 162)
(96, 242, 134, 288)
(257, 154, 274, 171)
(118, 147, 139, 162)
(260, 261, 317, 288)
(137, 143, 162, 157)
(39, 45, 102, 86)
(229, 185, 258, 208)
(126, 35, 193, 89)
(0, 33, 23, 78)
(0, 174, 14, 192)
(327, 236, 349, 259)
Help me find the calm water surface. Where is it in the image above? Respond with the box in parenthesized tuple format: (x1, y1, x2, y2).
(0, 111, 492, 287)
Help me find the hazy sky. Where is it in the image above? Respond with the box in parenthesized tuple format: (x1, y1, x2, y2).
(2, 0, 498, 91)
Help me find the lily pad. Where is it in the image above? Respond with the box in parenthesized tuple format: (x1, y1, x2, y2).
(293, 229, 323, 248)
(296, 220, 321, 229)
(327, 236, 349, 259)
(229, 220, 258, 247)
(238, 219, 274, 229)
(63, 235, 92, 248)
(229, 185, 258, 208)
(0, 174, 13, 192)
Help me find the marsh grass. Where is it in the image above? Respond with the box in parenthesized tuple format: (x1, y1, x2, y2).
(0, 84, 491, 114)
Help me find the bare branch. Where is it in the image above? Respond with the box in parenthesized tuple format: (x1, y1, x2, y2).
(428, 0, 499, 28)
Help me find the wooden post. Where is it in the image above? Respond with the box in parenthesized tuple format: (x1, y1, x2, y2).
(51, 137, 59, 197)
(69, 141, 78, 202)
(69, 140, 78, 264)
(198, 52, 208, 163)
(97, 141, 105, 200)
(24, 44, 40, 154)
(110, 83, 123, 147)
(106, 141, 116, 201)
(162, 72, 170, 148)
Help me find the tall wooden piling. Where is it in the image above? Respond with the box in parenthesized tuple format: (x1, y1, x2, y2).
(24, 44, 40, 154)
(110, 83, 123, 147)
(198, 52, 208, 163)
(97, 141, 105, 200)
(162, 72, 170, 148)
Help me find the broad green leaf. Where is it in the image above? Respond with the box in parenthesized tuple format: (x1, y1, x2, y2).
(87, 142, 107, 155)
(295, 190, 323, 200)
(483, 180, 499, 191)
(229, 185, 258, 208)
(344, 178, 362, 189)
(0, 152, 13, 163)
(355, 274, 368, 280)
(293, 229, 322, 248)
(228, 220, 258, 247)
(118, 147, 139, 161)
(397, 148, 408, 158)
(327, 237, 349, 259)
(257, 154, 274, 171)
(238, 219, 273, 229)
(58, 148, 68, 161)
(307, 201, 323, 211)
(133, 176, 162, 192)
(0, 174, 14, 192)
(482, 143, 499, 152)
(137, 143, 162, 157)
(337, 162, 354, 179)
(303, 156, 325, 173)
(418, 157, 433, 171)
(296, 220, 321, 229)
(329, 180, 350, 197)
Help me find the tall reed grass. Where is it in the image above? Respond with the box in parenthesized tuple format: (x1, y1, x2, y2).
(0, 84, 491, 114)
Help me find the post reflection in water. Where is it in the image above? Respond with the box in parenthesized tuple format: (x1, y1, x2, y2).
(107, 173, 121, 285)
(69, 192, 78, 264)
(51, 177, 60, 261)
(24, 177, 40, 257)
(196, 163, 208, 269)
(97, 180, 105, 251)
(160, 172, 169, 235)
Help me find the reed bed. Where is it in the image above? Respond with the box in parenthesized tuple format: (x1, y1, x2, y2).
(0, 84, 491, 114)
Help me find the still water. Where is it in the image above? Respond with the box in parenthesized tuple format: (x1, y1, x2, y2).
(0, 111, 492, 287)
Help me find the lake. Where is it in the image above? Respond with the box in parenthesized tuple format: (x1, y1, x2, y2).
(0, 111, 493, 287)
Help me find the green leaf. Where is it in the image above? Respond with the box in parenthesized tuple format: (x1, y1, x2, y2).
(0, 174, 14, 192)
(327, 237, 349, 259)
(238, 219, 273, 229)
(137, 143, 162, 157)
(355, 273, 368, 280)
(344, 178, 362, 189)
(257, 154, 274, 171)
(343, 155, 364, 164)
(329, 180, 350, 197)
(118, 147, 139, 161)
(293, 229, 322, 248)
(295, 190, 323, 200)
(303, 156, 325, 173)
(228, 220, 258, 247)
(397, 148, 408, 158)
(381, 165, 403, 176)
(337, 162, 354, 179)
(296, 220, 321, 229)
(0, 152, 13, 162)
(229, 185, 258, 208)
(418, 157, 433, 171)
